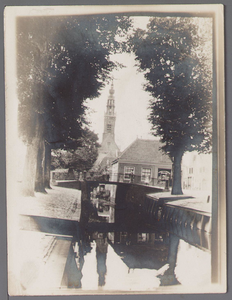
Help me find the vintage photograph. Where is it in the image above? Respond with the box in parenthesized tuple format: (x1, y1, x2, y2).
(4, 5, 226, 295)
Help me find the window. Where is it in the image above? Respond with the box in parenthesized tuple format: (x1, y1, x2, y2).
(137, 233, 148, 242)
(141, 168, 151, 182)
(189, 167, 193, 174)
(187, 176, 192, 188)
(124, 167, 135, 180)
(107, 124, 112, 131)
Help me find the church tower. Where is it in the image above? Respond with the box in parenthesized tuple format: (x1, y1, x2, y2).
(94, 82, 119, 171)
(101, 82, 117, 153)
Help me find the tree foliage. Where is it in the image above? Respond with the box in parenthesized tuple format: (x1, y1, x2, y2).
(51, 128, 100, 172)
(130, 17, 212, 194)
(16, 14, 131, 194)
(17, 15, 132, 147)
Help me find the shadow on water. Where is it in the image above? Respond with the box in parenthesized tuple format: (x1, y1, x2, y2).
(20, 215, 79, 236)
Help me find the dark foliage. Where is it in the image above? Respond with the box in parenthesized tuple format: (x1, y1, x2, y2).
(130, 17, 212, 156)
(17, 15, 132, 147)
(130, 17, 212, 194)
(16, 14, 131, 194)
(51, 127, 100, 172)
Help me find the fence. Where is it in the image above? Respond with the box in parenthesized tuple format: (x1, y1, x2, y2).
(109, 172, 171, 188)
(51, 170, 77, 181)
(50, 170, 171, 190)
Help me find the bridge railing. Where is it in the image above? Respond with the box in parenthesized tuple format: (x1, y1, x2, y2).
(109, 172, 171, 188)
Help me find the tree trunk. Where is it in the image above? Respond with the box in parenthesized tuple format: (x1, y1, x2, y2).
(22, 137, 40, 197)
(171, 151, 184, 195)
(80, 181, 90, 225)
(34, 138, 47, 193)
(44, 143, 52, 189)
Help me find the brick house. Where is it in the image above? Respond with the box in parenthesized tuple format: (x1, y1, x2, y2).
(110, 138, 172, 186)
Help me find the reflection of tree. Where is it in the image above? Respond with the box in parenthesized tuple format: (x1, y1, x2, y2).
(158, 234, 180, 286)
(62, 244, 83, 288)
(95, 233, 108, 286)
(112, 232, 169, 270)
(62, 230, 92, 288)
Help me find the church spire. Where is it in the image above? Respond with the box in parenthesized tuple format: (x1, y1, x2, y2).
(106, 81, 115, 115)
(102, 81, 117, 142)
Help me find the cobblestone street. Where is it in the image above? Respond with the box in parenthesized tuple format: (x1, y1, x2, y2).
(18, 185, 81, 221)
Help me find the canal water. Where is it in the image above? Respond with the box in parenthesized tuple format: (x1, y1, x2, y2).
(61, 183, 211, 292)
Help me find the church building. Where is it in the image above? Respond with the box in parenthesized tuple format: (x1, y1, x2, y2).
(94, 82, 120, 172)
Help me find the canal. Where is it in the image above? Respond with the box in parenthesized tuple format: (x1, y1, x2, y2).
(60, 182, 211, 292)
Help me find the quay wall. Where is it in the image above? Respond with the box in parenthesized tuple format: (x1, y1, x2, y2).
(54, 180, 211, 236)
(143, 194, 212, 234)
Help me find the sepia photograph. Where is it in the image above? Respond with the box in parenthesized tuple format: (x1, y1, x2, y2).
(4, 4, 226, 296)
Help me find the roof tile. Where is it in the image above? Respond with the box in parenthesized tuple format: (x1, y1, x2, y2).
(118, 139, 171, 164)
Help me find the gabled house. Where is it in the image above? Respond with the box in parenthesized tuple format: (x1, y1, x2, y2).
(110, 138, 172, 186)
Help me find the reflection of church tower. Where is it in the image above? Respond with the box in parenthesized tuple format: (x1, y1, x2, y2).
(95, 233, 108, 287)
(94, 82, 120, 171)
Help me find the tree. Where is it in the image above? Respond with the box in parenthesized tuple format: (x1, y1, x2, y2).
(130, 17, 212, 194)
(51, 128, 100, 172)
(17, 15, 131, 195)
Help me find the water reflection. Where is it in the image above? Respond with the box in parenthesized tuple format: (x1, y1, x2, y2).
(94, 232, 108, 286)
(18, 182, 212, 293)
(62, 229, 210, 290)
(62, 182, 211, 291)
(89, 183, 116, 223)
(158, 234, 180, 286)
